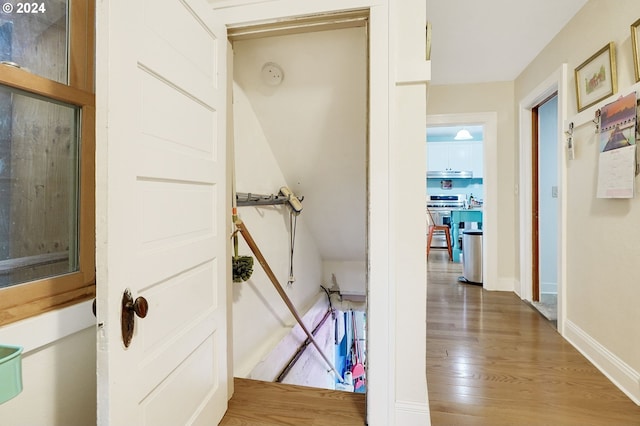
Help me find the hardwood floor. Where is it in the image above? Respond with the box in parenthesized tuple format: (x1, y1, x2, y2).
(426, 250, 640, 425)
(219, 378, 365, 425)
(219, 251, 640, 425)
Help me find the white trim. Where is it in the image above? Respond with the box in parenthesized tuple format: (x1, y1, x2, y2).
(395, 401, 430, 425)
(512, 277, 522, 298)
(0, 300, 94, 354)
(367, 5, 393, 424)
(209, 0, 277, 10)
(213, 0, 379, 25)
(564, 320, 640, 405)
(426, 112, 499, 291)
(396, 62, 430, 85)
(518, 64, 568, 335)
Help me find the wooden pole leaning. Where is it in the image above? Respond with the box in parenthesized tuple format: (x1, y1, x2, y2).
(234, 218, 345, 384)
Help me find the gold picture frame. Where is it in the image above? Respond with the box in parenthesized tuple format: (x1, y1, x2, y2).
(574, 42, 617, 112)
(631, 18, 640, 83)
(426, 21, 432, 61)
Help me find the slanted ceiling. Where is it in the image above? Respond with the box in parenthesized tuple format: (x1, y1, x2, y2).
(232, 25, 367, 261)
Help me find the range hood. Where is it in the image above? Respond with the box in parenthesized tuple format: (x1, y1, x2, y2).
(427, 170, 473, 179)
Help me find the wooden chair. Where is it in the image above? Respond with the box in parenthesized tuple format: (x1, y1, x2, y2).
(426, 208, 452, 261)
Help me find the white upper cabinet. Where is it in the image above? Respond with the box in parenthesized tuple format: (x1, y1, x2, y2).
(427, 142, 451, 171)
(427, 140, 483, 177)
(470, 140, 483, 178)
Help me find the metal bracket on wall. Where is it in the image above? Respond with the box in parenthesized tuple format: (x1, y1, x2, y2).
(236, 192, 304, 208)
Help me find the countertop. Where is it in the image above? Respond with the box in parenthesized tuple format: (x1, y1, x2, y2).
(450, 206, 483, 212)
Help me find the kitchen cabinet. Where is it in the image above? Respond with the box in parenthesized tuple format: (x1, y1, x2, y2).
(427, 141, 483, 178)
(471, 141, 483, 178)
(451, 209, 483, 262)
(427, 143, 453, 171)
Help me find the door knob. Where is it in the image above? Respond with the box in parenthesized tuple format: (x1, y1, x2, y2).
(121, 288, 149, 348)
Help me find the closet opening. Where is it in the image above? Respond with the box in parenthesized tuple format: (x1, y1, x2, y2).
(227, 10, 370, 394)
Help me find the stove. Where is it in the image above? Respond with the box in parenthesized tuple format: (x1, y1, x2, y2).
(427, 194, 466, 209)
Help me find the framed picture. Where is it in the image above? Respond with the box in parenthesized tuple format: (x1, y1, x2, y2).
(574, 42, 617, 112)
(631, 18, 640, 83)
(440, 179, 452, 190)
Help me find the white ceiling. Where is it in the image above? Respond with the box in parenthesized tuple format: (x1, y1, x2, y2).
(426, 0, 588, 85)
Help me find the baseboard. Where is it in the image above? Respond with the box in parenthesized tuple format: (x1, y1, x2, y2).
(564, 319, 640, 405)
(540, 281, 557, 294)
(395, 400, 430, 425)
(485, 276, 515, 292)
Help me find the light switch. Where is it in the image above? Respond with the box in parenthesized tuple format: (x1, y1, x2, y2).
(551, 186, 558, 198)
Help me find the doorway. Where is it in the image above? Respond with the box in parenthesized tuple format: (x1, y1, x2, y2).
(531, 94, 559, 325)
(426, 113, 499, 290)
(518, 64, 568, 334)
(227, 12, 369, 394)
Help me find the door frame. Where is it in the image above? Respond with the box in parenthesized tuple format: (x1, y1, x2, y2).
(217, 3, 398, 424)
(518, 64, 568, 334)
(426, 112, 499, 290)
(531, 93, 559, 304)
(225, 6, 369, 391)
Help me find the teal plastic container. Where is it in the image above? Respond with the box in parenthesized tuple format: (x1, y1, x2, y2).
(0, 344, 23, 404)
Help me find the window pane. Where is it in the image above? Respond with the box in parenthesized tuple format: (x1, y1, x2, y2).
(0, 85, 79, 287)
(0, 1, 68, 84)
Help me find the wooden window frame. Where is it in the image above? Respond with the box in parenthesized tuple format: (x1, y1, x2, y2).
(0, 0, 95, 326)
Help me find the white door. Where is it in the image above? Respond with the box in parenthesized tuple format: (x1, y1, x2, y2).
(95, 0, 228, 424)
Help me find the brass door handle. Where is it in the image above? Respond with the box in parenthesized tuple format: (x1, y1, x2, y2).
(121, 289, 148, 348)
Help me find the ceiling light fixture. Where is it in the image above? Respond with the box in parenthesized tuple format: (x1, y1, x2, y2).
(454, 129, 473, 140)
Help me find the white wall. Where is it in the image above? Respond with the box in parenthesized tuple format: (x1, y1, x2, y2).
(391, 2, 430, 423)
(515, 0, 640, 402)
(231, 27, 368, 297)
(0, 303, 96, 425)
(322, 261, 366, 296)
(231, 82, 325, 377)
(248, 293, 335, 388)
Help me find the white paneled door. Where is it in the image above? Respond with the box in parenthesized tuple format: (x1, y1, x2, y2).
(95, 0, 228, 424)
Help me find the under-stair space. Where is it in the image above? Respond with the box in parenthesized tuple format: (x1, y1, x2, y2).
(228, 17, 368, 395)
(242, 288, 366, 392)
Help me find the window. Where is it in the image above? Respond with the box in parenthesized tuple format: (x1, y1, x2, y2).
(0, 0, 95, 326)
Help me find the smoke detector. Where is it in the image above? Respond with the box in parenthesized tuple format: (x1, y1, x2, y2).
(261, 62, 284, 86)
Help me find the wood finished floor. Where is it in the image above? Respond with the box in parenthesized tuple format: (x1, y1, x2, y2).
(219, 378, 365, 425)
(219, 250, 640, 425)
(426, 250, 640, 425)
